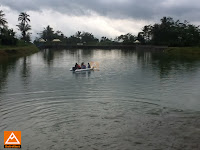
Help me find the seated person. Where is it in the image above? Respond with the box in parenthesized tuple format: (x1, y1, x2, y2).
(81, 62, 86, 69)
(76, 63, 81, 69)
(88, 63, 91, 68)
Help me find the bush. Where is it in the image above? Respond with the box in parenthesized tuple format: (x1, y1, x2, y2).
(0, 27, 18, 46)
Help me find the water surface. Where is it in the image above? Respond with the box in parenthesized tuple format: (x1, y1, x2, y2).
(0, 49, 200, 150)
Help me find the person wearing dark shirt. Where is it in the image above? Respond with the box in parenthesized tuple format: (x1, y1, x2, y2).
(73, 63, 77, 71)
(88, 63, 91, 68)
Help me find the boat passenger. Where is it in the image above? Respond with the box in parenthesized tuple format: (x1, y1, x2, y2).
(72, 66, 76, 71)
(81, 62, 86, 69)
(76, 63, 81, 69)
(72, 63, 77, 71)
(88, 63, 91, 68)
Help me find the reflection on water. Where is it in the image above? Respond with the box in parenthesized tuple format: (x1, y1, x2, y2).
(0, 58, 18, 92)
(0, 49, 200, 150)
(150, 52, 200, 78)
(20, 57, 31, 87)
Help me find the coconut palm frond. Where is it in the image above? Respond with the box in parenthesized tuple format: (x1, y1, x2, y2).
(0, 10, 8, 27)
(18, 12, 30, 24)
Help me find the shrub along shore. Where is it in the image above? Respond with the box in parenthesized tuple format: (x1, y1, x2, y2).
(1, 43, 200, 60)
(0, 44, 39, 58)
(165, 47, 200, 59)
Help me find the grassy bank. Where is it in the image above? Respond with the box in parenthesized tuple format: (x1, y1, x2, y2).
(165, 47, 200, 59)
(0, 44, 39, 58)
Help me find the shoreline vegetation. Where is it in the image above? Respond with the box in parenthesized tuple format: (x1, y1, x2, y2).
(0, 43, 39, 58)
(38, 43, 200, 59)
(1, 44, 200, 60)
(165, 47, 200, 59)
(37, 43, 167, 50)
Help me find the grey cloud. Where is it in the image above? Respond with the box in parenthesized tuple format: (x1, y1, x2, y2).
(1, 0, 200, 22)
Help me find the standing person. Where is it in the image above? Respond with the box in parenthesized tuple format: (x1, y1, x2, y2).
(88, 63, 91, 68)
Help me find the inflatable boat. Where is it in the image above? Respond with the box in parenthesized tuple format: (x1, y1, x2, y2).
(70, 68, 93, 72)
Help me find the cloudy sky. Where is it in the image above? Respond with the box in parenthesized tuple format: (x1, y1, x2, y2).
(1, 0, 200, 40)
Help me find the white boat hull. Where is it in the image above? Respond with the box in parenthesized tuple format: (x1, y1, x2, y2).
(70, 68, 93, 72)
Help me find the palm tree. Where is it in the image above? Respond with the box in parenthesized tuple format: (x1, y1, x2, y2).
(17, 22, 31, 37)
(17, 12, 31, 42)
(18, 12, 30, 24)
(0, 10, 8, 27)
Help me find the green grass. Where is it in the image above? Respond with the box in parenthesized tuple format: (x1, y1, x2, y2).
(0, 43, 39, 58)
(165, 47, 200, 59)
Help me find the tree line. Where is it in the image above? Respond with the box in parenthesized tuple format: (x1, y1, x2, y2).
(138, 17, 200, 46)
(34, 26, 142, 46)
(33, 17, 200, 47)
(1, 9, 200, 47)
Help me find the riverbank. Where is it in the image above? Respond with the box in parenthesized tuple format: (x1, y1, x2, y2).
(165, 47, 200, 59)
(37, 43, 168, 51)
(37, 44, 138, 49)
(0, 44, 39, 58)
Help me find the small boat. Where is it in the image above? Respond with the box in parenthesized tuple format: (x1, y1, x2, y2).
(70, 68, 93, 72)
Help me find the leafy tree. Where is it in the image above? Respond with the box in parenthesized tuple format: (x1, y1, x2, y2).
(41, 25, 54, 42)
(80, 32, 98, 44)
(67, 35, 80, 44)
(117, 33, 136, 44)
(142, 25, 152, 43)
(141, 16, 200, 46)
(0, 28, 18, 45)
(54, 30, 65, 41)
(75, 31, 82, 39)
(137, 32, 145, 44)
(100, 36, 111, 42)
(39, 25, 66, 42)
(99, 36, 113, 45)
(66, 31, 98, 44)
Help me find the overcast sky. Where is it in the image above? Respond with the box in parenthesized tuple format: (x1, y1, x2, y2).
(1, 0, 200, 40)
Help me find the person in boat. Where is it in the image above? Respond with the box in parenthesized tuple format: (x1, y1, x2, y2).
(77, 63, 81, 69)
(73, 63, 79, 71)
(88, 63, 91, 68)
(72, 63, 76, 71)
(75, 63, 81, 70)
(81, 62, 86, 69)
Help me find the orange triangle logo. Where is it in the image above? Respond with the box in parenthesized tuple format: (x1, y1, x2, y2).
(4, 131, 21, 146)
(5, 132, 20, 144)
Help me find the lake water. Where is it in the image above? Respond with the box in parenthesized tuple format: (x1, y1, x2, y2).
(0, 49, 200, 150)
